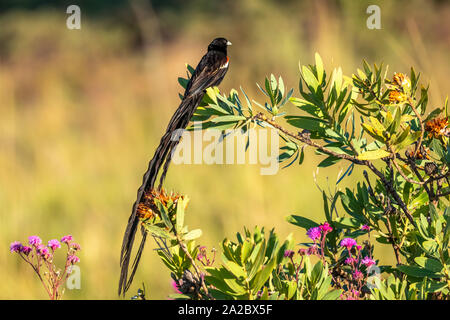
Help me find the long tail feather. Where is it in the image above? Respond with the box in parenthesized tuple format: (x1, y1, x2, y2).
(119, 94, 203, 296)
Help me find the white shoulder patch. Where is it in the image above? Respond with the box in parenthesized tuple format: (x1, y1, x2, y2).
(220, 60, 229, 69)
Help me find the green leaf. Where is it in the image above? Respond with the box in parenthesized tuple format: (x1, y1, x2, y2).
(361, 123, 385, 142)
(318, 155, 341, 167)
(394, 131, 421, 151)
(278, 76, 285, 98)
(175, 198, 186, 233)
(250, 258, 276, 294)
(388, 108, 402, 134)
(422, 240, 438, 255)
(393, 125, 411, 147)
(315, 53, 324, 84)
(168, 293, 192, 300)
(211, 115, 246, 123)
(369, 116, 386, 132)
(299, 146, 305, 165)
(331, 67, 343, 95)
(285, 215, 319, 230)
(248, 242, 266, 280)
(316, 276, 332, 299)
(154, 199, 173, 230)
(285, 116, 327, 131)
(178, 77, 189, 89)
(322, 289, 342, 300)
(302, 65, 319, 92)
(206, 103, 230, 115)
(290, 98, 323, 117)
(204, 267, 235, 294)
(414, 257, 444, 273)
(223, 257, 247, 279)
(397, 265, 439, 278)
(143, 224, 175, 240)
(182, 229, 202, 241)
(310, 260, 324, 285)
(430, 138, 445, 160)
(240, 239, 253, 264)
(222, 278, 247, 295)
(322, 191, 331, 224)
(333, 217, 361, 229)
(358, 149, 390, 160)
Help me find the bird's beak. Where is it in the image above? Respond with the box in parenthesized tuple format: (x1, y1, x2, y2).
(226, 41, 232, 46)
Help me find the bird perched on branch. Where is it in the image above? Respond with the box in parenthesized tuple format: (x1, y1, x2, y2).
(119, 37, 231, 295)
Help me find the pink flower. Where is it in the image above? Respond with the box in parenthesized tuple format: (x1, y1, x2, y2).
(284, 250, 295, 258)
(21, 246, 32, 255)
(307, 244, 318, 256)
(307, 227, 322, 241)
(71, 243, 81, 251)
(361, 256, 376, 267)
(197, 246, 207, 261)
(28, 236, 42, 246)
(356, 245, 362, 251)
(361, 224, 370, 231)
(171, 280, 182, 294)
(320, 222, 333, 233)
(340, 238, 357, 250)
(353, 270, 364, 281)
(345, 257, 357, 265)
(61, 235, 73, 244)
(10, 241, 23, 253)
(48, 239, 61, 250)
(37, 245, 51, 259)
(67, 255, 80, 264)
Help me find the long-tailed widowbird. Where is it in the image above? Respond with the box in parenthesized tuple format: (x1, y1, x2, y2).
(119, 37, 231, 295)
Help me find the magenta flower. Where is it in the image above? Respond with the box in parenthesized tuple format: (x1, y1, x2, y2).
(320, 222, 333, 233)
(21, 246, 32, 255)
(197, 246, 207, 261)
(307, 244, 318, 256)
(356, 245, 362, 251)
(67, 255, 80, 264)
(28, 236, 42, 246)
(361, 256, 376, 267)
(346, 289, 360, 300)
(306, 227, 322, 241)
(48, 239, 61, 251)
(340, 238, 357, 250)
(345, 257, 357, 265)
(284, 250, 295, 258)
(71, 243, 81, 251)
(9, 234, 81, 300)
(361, 225, 370, 231)
(61, 235, 73, 244)
(171, 280, 182, 294)
(353, 270, 364, 281)
(10, 241, 23, 253)
(37, 245, 51, 259)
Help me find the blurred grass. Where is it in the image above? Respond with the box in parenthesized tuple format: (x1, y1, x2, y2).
(0, 0, 449, 299)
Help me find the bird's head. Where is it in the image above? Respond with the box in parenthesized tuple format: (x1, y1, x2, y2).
(208, 37, 232, 54)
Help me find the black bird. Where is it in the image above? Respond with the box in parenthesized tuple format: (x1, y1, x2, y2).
(119, 37, 231, 295)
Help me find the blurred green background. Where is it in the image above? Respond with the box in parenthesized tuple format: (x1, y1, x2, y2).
(0, 0, 449, 299)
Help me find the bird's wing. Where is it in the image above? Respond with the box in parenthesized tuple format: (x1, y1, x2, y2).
(185, 53, 228, 97)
